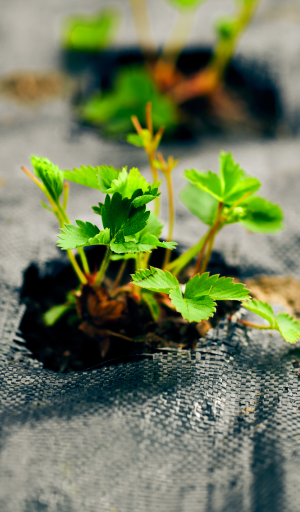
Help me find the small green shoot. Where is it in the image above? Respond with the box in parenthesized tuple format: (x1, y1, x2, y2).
(61, 9, 119, 52)
(240, 300, 300, 343)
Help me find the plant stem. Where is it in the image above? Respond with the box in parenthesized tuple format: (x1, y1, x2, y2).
(113, 259, 128, 288)
(166, 233, 207, 276)
(56, 203, 90, 276)
(94, 247, 112, 287)
(193, 202, 223, 275)
(162, 170, 175, 270)
(22, 166, 88, 284)
(199, 228, 217, 274)
(63, 182, 69, 211)
(237, 319, 272, 331)
(161, 10, 195, 66)
(129, 0, 156, 55)
(169, 0, 260, 104)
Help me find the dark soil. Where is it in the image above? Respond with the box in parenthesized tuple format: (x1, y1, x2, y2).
(20, 247, 240, 373)
(63, 47, 281, 140)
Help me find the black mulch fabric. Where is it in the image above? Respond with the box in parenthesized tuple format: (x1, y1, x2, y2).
(0, 280, 300, 511)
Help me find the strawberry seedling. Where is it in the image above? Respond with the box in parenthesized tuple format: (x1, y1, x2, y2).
(22, 106, 300, 370)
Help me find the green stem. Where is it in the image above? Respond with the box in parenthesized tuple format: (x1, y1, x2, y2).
(129, 0, 156, 55)
(162, 172, 175, 270)
(166, 233, 207, 277)
(56, 203, 90, 275)
(238, 319, 272, 331)
(22, 166, 88, 284)
(210, 0, 261, 79)
(94, 247, 112, 287)
(200, 228, 217, 274)
(113, 259, 128, 288)
(159, 9, 195, 68)
(149, 152, 160, 217)
(193, 202, 223, 276)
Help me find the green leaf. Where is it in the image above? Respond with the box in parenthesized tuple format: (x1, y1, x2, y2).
(219, 152, 261, 203)
(57, 221, 110, 250)
(184, 169, 223, 201)
(43, 303, 74, 326)
(136, 212, 163, 240)
(219, 152, 245, 197)
(121, 209, 151, 237)
(64, 165, 101, 190)
(40, 201, 53, 213)
(98, 166, 127, 194)
(31, 156, 63, 202)
(97, 165, 121, 192)
(275, 313, 300, 343)
(209, 277, 250, 301)
(98, 166, 156, 203)
(111, 234, 177, 254)
(61, 9, 119, 52)
(184, 273, 219, 299)
(183, 273, 250, 302)
(240, 196, 284, 234)
(169, 286, 216, 322)
(132, 266, 179, 293)
(126, 134, 144, 147)
(166, 0, 206, 9)
(141, 290, 160, 321)
(80, 66, 178, 135)
(179, 183, 218, 226)
(184, 152, 261, 206)
(242, 300, 275, 326)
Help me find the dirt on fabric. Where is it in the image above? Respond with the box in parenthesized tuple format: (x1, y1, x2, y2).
(245, 275, 300, 318)
(0, 71, 69, 103)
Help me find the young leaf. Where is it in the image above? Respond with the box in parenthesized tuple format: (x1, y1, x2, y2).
(120, 209, 151, 237)
(57, 221, 110, 250)
(97, 165, 121, 192)
(169, 286, 216, 323)
(31, 156, 63, 202)
(132, 266, 179, 293)
(61, 9, 119, 52)
(275, 313, 300, 343)
(98, 166, 127, 194)
(111, 234, 177, 254)
(184, 169, 223, 201)
(184, 273, 220, 299)
(126, 134, 144, 147)
(240, 196, 284, 234)
(43, 303, 74, 326)
(136, 212, 163, 240)
(209, 277, 250, 301)
(166, 0, 206, 9)
(63, 166, 101, 190)
(131, 186, 161, 208)
(242, 300, 275, 326)
(179, 183, 218, 226)
(184, 152, 261, 206)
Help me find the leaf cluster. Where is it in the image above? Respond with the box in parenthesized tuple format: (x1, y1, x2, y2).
(57, 165, 176, 254)
(132, 267, 250, 322)
(180, 152, 284, 233)
(80, 67, 178, 135)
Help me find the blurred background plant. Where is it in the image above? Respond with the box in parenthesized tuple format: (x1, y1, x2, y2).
(61, 0, 269, 139)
